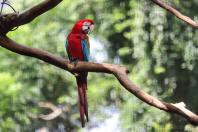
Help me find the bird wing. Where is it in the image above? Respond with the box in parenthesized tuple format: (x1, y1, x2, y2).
(65, 38, 72, 61)
(81, 38, 90, 62)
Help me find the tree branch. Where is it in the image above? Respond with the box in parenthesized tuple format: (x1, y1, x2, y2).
(150, 0, 198, 29)
(0, 0, 63, 34)
(28, 102, 62, 120)
(0, 0, 198, 126)
(37, 102, 62, 120)
(14, 0, 62, 27)
(0, 35, 198, 125)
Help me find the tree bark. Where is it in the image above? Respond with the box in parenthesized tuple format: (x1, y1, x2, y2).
(0, 0, 198, 125)
(150, 0, 198, 29)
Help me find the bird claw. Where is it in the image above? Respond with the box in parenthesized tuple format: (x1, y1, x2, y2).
(70, 59, 79, 77)
(73, 60, 78, 67)
(70, 58, 78, 66)
(74, 73, 79, 77)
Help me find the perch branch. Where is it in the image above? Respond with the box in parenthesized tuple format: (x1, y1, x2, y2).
(0, 35, 198, 125)
(0, 0, 198, 125)
(150, 0, 198, 29)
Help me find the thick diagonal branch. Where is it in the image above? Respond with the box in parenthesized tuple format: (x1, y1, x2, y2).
(0, 35, 198, 125)
(0, 0, 198, 126)
(151, 0, 198, 29)
(14, 0, 62, 27)
(0, 0, 63, 34)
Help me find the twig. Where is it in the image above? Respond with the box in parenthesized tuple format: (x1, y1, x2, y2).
(28, 102, 62, 120)
(150, 0, 198, 29)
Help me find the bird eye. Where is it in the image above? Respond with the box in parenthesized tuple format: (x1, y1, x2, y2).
(82, 22, 94, 34)
(82, 25, 88, 30)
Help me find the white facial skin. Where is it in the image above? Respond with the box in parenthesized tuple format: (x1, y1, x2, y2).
(82, 22, 94, 34)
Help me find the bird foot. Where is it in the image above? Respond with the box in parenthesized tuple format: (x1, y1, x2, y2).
(70, 59, 79, 77)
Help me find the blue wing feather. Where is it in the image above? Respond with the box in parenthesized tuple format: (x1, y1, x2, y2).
(81, 39, 90, 62)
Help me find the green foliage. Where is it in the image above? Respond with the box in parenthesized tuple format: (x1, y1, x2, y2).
(0, 0, 198, 131)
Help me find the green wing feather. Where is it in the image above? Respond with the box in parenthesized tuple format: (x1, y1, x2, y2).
(65, 38, 72, 60)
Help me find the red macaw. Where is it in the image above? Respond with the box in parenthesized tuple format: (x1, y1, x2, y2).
(65, 19, 94, 127)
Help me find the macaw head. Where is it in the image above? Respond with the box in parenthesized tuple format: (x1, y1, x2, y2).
(71, 19, 94, 34)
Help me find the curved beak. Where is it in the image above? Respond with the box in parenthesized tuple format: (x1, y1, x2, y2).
(89, 24, 94, 32)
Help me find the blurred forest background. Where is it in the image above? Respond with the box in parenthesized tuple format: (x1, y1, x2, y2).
(0, 0, 198, 131)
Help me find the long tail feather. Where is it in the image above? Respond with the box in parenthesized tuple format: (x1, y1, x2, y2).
(77, 77, 85, 127)
(83, 81, 89, 122)
(83, 73, 89, 122)
(76, 73, 88, 127)
(79, 88, 85, 127)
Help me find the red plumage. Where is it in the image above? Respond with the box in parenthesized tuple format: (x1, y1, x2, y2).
(67, 33, 85, 60)
(66, 19, 94, 127)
